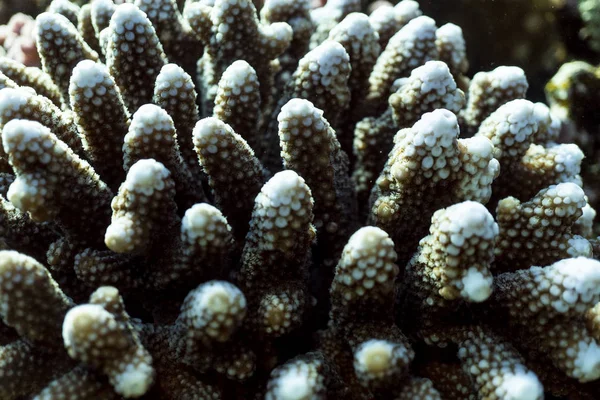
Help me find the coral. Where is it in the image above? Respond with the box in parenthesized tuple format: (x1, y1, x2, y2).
(368, 0, 421, 50)
(0, 1, 598, 399)
(455, 326, 544, 400)
(104, 3, 166, 112)
(36, 11, 98, 104)
(193, 117, 265, 241)
(354, 60, 466, 209)
(368, 109, 498, 263)
(0, 13, 39, 67)
(401, 201, 497, 339)
(263, 39, 351, 171)
(185, 0, 292, 114)
(460, 65, 528, 135)
(365, 15, 437, 116)
(69, 59, 129, 190)
(578, 0, 600, 52)
(545, 61, 600, 232)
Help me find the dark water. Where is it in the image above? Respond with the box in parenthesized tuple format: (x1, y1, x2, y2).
(419, 0, 599, 101)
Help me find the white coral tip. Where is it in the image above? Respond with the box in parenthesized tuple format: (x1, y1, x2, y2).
(355, 340, 394, 374)
(461, 268, 492, 302)
(62, 304, 108, 348)
(575, 340, 600, 382)
(347, 226, 393, 254)
(105, 218, 134, 253)
(114, 363, 154, 398)
(274, 369, 313, 400)
(498, 371, 543, 400)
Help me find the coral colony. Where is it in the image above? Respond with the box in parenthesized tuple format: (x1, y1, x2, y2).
(0, 0, 600, 399)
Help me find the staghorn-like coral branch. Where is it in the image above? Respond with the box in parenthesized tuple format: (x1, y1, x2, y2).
(365, 15, 438, 116)
(90, 0, 117, 40)
(401, 201, 497, 341)
(263, 40, 351, 171)
(309, 0, 361, 49)
(105, 3, 168, 112)
(105, 158, 176, 255)
(238, 170, 315, 337)
(0, 340, 74, 400)
(492, 257, 600, 326)
(0, 2, 598, 398)
(135, 0, 202, 74)
(461, 66, 528, 135)
(36, 12, 99, 104)
(2, 119, 112, 248)
(489, 257, 600, 383)
(185, 0, 292, 114)
(328, 12, 381, 155)
(0, 70, 17, 91)
(48, 0, 80, 27)
(0, 196, 58, 264)
(0, 250, 74, 347)
(354, 60, 465, 209)
(0, 57, 63, 108)
(330, 226, 398, 331)
(153, 63, 204, 180)
(79, 4, 102, 56)
(174, 203, 233, 285)
(456, 326, 544, 400)
(193, 117, 265, 241)
(123, 103, 205, 211)
(368, 0, 421, 50)
(260, 0, 314, 100)
(63, 303, 155, 398)
(494, 182, 591, 272)
(177, 280, 247, 357)
(475, 100, 584, 203)
(278, 99, 356, 270)
(368, 109, 498, 263)
(69, 59, 129, 191)
(33, 367, 120, 400)
(265, 352, 330, 400)
(138, 280, 253, 382)
(326, 226, 415, 396)
(435, 23, 468, 88)
(81, 176, 230, 289)
(0, 87, 86, 158)
(213, 60, 262, 154)
(408, 201, 497, 304)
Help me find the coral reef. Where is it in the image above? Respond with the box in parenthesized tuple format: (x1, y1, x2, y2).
(0, 0, 599, 399)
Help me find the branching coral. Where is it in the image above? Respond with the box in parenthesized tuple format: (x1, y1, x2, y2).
(460, 65, 528, 135)
(545, 61, 600, 232)
(364, 14, 438, 116)
(0, 1, 598, 399)
(401, 201, 497, 340)
(185, 0, 292, 114)
(353, 60, 466, 209)
(368, 109, 498, 263)
(368, 0, 421, 50)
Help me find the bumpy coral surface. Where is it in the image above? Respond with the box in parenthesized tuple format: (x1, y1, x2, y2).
(0, 1, 599, 399)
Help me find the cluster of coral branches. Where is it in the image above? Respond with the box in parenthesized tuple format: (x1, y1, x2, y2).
(0, 0, 599, 399)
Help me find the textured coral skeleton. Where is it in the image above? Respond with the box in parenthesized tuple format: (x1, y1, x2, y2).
(0, 0, 599, 399)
